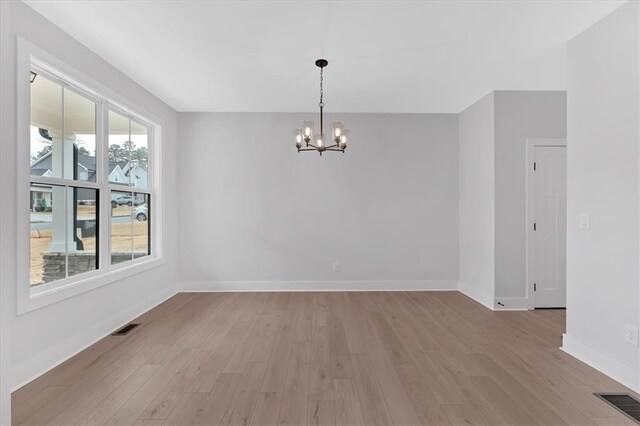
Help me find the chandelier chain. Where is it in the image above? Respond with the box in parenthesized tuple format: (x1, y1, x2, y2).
(319, 67, 324, 108)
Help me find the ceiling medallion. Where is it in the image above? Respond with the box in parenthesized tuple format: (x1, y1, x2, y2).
(294, 59, 349, 156)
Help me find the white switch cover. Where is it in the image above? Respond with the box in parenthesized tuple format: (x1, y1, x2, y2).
(625, 324, 638, 346)
(332, 262, 340, 273)
(579, 213, 590, 230)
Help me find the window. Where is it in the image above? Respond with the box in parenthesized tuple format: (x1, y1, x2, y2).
(30, 73, 99, 286)
(26, 60, 158, 300)
(108, 110, 151, 265)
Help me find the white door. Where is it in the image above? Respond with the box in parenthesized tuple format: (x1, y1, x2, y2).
(533, 145, 567, 308)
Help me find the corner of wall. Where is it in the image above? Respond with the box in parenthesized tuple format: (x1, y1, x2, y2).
(458, 281, 494, 310)
(11, 285, 177, 391)
(562, 334, 639, 393)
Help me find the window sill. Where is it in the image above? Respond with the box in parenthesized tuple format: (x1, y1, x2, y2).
(17, 256, 165, 315)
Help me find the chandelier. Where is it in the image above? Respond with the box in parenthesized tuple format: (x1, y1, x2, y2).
(294, 59, 349, 156)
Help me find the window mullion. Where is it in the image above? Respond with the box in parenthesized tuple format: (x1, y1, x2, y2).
(128, 119, 134, 261)
(99, 102, 110, 272)
(61, 86, 68, 280)
(31, 175, 101, 189)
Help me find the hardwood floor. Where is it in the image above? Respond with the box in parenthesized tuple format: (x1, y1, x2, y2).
(12, 291, 638, 425)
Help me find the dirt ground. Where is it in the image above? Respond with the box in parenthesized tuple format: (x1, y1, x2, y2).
(30, 205, 149, 285)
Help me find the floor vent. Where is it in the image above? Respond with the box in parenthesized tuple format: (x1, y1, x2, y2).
(595, 393, 640, 423)
(112, 323, 139, 336)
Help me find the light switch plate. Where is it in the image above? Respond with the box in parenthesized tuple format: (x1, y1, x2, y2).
(579, 213, 590, 229)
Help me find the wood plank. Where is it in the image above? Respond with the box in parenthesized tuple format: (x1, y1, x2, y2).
(365, 338, 421, 425)
(260, 301, 297, 393)
(249, 392, 283, 425)
(333, 379, 364, 426)
(161, 392, 208, 425)
(224, 361, 269, 425)
(308, 400, 336, 426)
(11, 385, 67, 425)
(350, 353, 393, 426)
(277, 341, 311, 425)
(105, 348, 196, 425)
(18, 366, 116, 425)
(79, 364, 159, 425)
(140, 349, 212, 420)
(191, 373, 243, 425)
(441, 404, 493, 426)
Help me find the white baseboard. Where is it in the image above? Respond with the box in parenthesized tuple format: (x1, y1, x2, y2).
(11, 287, 177, 392)
(458, 282, 494, 310)
(179, 280, 458, 293)
(493, 296, 530, 311)
(561, 333, 639, 392)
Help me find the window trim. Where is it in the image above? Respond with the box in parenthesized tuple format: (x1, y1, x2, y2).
(16, 37, 164, 315)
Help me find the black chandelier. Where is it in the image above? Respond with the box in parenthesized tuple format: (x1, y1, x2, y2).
(294, 59, 349, 156)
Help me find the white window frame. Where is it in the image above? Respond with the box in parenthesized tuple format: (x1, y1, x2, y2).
(16, 37, 164, 315)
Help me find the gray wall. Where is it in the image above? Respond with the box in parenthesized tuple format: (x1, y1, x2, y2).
(0, 2, 179, 416)
(457, 91, 566, 308)
(494, 91, 567, 299)
(178, 113, 459, 289)
(458, 93, 495, 308)
(564, 1, 639, 389)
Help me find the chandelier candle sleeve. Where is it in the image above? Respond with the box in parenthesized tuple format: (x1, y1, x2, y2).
(303, 121, 313, 141)
(294, 129, 303, 148)
(339, 129, 349, 149)
(332, 121, 344, 139)
(294, 59, 349, 156)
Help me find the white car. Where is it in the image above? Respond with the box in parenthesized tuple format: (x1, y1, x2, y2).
(132, 204, 148, 221)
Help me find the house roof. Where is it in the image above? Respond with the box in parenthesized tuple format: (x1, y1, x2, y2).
(31, 152, 137, 177)
(31, 152, 97, 176)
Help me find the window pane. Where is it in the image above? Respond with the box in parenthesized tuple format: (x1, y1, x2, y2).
(111, 190, 133, 264)
(68, 188, 99, 278)
(31, 74, 62, 179)
(108, 110, 131, 186)
(65, 89, 97, 182)
(133, 193, 150, 258)
(30, 184, 98, 285)
(30, 183, 61, 286)
(130, 120, 149, 190)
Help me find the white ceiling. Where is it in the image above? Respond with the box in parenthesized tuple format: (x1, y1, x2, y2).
(25, 0, 624, 113)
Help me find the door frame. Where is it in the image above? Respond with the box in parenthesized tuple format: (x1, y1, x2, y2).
(525, 138, 567, 310)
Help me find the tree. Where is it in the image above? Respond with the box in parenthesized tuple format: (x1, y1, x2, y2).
(31, 145, 52, 162)
(122, 140, 136, 153)
(77, 146, 91, 156)
(108, 144, 127, 163)
(132, 146, 148, 167)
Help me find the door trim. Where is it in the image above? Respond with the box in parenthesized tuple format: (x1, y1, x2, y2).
(525, 138, 567, 310)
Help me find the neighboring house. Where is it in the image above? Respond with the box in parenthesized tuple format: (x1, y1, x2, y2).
(30, 152, 143, 209)
(122, 163, 148, 189)
(108, 162, 128, 185)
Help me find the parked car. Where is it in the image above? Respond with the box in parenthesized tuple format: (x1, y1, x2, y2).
(111, 195, 143, 207)
(133, 204, 148, 221)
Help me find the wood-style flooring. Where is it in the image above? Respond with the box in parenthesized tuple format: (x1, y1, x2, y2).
(12, 292, 638, 425)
